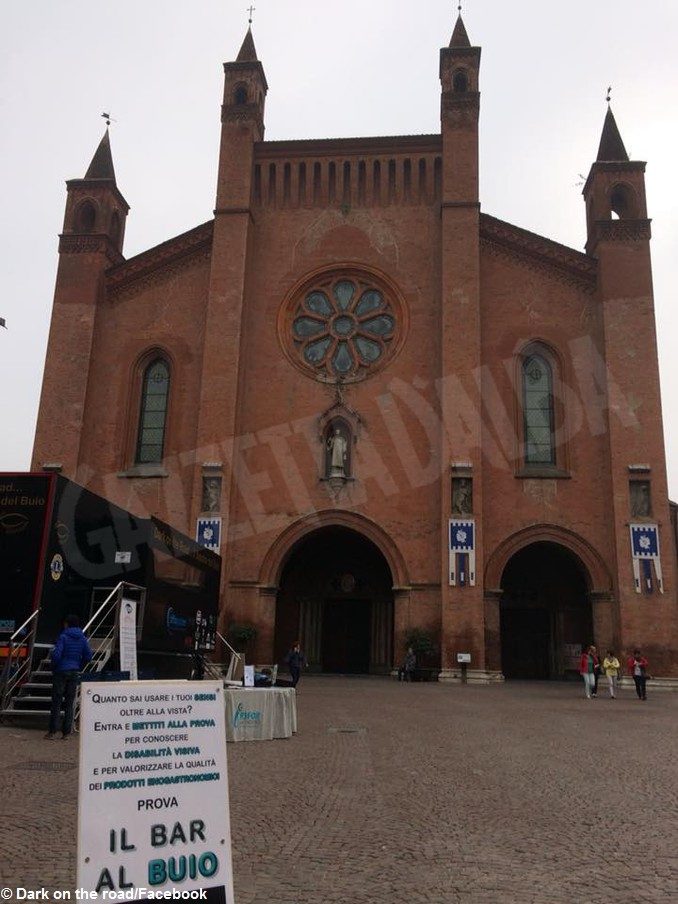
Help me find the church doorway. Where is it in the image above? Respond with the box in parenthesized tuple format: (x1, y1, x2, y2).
(499, 542, 593, 680)
(274, 526, 394, 674)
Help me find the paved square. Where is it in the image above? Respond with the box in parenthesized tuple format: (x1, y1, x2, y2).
(1, 678, 676, 903)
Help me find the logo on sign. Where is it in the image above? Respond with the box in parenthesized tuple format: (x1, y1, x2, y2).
(232, 702, 262, 728)
(50, 553, 64, 581)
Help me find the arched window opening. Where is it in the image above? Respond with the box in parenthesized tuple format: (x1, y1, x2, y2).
(78, 201, 96, 232)
(136, 358, 170, 464)
(234, 85, 248, 105)
(110, 211, 121, 244)
(610, 184, 636, 220)
(522, 354, 555, 466)
(325, 419, 351, 479)
(453, 69, 469, 93)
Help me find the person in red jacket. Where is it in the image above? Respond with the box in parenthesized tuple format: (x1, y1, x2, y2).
(627, 649, 649, 701)
(579, 645, 599, 699)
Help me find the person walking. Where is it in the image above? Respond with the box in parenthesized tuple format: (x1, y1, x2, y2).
(602, 650, 621, 699)
(591, 645, 602, 697)
(45, 614, 93, 739)
(398, 646, 417, 682)
(579, 644, 599, 699)
(284, 640, 307, 688)
(627, 649, 649, 701)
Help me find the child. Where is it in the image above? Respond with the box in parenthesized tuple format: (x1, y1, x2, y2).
(602, 650, 620, 698)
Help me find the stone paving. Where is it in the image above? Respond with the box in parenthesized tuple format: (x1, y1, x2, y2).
(1, 678, 677, 903)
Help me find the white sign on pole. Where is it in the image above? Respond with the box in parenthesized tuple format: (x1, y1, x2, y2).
(77, 680, 234, 902)
(119, 598, 139, 681)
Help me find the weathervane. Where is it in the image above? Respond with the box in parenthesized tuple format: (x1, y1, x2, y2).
(606, 85, 612, 105)
(247, 5, 255, 25)
(101, 111, 114, 127)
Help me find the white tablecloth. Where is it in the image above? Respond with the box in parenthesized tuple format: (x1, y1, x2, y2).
(224, 687, 297, 742)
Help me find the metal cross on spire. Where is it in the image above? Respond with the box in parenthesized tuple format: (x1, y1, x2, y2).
(247, 5, 255, 25)
(606, 85, 612, 105)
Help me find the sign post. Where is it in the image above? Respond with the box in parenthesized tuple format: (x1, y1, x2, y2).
(457, 652, 471, 684)
(77, 680, 234, 902)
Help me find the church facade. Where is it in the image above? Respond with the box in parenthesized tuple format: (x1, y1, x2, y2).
(32, 16, 678, 680)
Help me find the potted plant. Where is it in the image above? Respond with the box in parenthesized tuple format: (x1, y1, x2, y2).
(227, 622, 257, 655)
(403, 628, 439, 681)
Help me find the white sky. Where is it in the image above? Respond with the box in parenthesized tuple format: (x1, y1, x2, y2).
(1, 0, 677, 496)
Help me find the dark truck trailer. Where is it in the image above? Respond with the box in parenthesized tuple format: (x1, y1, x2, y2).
(0, 473, 220, 674)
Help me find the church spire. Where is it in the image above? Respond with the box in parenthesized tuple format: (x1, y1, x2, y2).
(596, 106, 629, 162)
(84, 129, 117, 181)
(236, 26, 258, 62)
(450, 13, 471, 48)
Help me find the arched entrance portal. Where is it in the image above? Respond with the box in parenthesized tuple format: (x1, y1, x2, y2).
(274, 526, 394, 674)
(500, 542, 593, 679)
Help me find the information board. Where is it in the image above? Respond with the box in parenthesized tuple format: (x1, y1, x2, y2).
(119, 598, 138, 681)
(77, 680, 234, 902)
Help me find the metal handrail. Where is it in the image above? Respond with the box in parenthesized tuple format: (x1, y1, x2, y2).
(83, 582, 145, 636)
(74, 583, 145, 722)
(8, 609, 41, 643)
(0, 608, 41, 710)
(216, 631, 242, 661)
(215, 631, 243, 683)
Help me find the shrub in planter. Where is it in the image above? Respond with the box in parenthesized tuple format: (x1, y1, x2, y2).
(403, 628, 439, 681)
(227, 622, 257, 653)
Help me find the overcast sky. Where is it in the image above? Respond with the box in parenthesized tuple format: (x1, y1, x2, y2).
(1, 0, 677, 495)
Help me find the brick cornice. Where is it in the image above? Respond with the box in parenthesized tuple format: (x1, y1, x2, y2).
(106, 220, 214, 296)
(255, 133, 442, 160)
(585, 218, 652, 255)
(480, 213, 597, 291)
(58, 233, 124, 266)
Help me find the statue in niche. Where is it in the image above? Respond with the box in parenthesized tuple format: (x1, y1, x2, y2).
(326, 425, 349, 479)
(452, 477, 473, 516)
(630, 480, 651, 518)
(202, 476, 222, 513)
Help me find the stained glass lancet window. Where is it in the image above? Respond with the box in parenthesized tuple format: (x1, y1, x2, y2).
(290, 275, 397, 381)
(136, 359, 170, 464)
(523, 355, 555, 465)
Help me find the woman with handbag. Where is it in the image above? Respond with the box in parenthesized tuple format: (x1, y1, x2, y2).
(579, 645, 599, 700)
(627, 649, 649, 700)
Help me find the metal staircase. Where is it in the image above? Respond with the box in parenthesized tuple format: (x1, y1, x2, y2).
(0, 582, 145, 723)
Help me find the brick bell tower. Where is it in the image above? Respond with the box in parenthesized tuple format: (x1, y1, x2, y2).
(437, 14, 488, 681)
(191, 27, 268, 619)
(32, 130, 129, 477)
(583, 106, 678, 672)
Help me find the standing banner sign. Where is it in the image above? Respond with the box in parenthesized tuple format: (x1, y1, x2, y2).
(77, 680, 234, 902)
(119, 597, 139, 680)
(629, 523, 664, 593)
(449, 519, 476, 587)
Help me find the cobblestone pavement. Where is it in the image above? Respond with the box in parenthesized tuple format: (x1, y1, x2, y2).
(1, 678, 677, 904)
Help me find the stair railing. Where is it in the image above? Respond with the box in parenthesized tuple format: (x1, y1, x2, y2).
(81, 581, 146, 678)
(215, 631, 244, 683)
(0, 609, 41, 711)
(75, 582, 146, 723)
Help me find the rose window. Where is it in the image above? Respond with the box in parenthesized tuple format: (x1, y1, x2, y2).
(289, 274, 398, 381)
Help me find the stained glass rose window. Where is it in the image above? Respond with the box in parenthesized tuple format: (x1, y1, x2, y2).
(286, 272, 401, 382)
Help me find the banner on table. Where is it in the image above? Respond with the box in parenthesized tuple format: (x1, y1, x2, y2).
(629, 523, 663, 593)
(449, 519, 475, 587)
(77, 679, 234, 902)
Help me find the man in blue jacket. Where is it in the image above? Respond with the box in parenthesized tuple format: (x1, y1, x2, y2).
(45, 614, 93, 739)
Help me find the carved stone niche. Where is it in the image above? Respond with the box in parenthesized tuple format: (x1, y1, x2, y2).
(317, 391, 362, 492)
